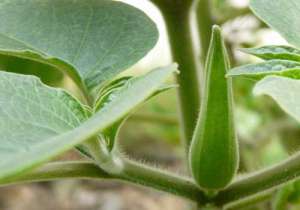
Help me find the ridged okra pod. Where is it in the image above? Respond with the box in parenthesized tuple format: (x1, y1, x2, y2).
(189, 25, 239, 191)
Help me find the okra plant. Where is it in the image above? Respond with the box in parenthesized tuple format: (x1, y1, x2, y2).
(1, 0, 300, 209)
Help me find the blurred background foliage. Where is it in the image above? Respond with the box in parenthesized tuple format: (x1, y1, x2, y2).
(1, 0, 300, 209)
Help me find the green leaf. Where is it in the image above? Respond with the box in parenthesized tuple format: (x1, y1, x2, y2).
(94, 76, 176, 152)
(0, 54, 64, 87)
(0, 0, 158, 89)
(189, 26, 238, 191)
(241, 46, 300, 62)
(254, 76, 300, 122)
(0, 51, 85, 90)
(228, 60, 300, 79)
(0, 64, 177, 181)
(250, 0, 300, 48)
(94, 76, 133, 152)
(0, 71, 89, 168)
(94, 77, 133, 112)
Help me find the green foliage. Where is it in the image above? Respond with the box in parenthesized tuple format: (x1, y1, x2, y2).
(228, 0, 300, 126)
(189, 26, 238, 191)
(241, 46, 300, 62)
(224, 0, 300, 208)
(0, 71, 89, 162)
(0, 0, 179, 191)
(228, 46, 300, 80)
(93, 76, 177, 152)
(2, 0, 300, 209)
(0, 0, 158, 90)
(254, 76, 300, 122)
(228, 60, 300, 79)
(0, 55, 64, 87)
(94, 77, 133, 151)
(0, 64, 176, 181)
(250, 0, 300, 48)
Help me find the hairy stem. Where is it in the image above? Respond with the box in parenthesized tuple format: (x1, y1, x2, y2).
(151, 0, 201, 150)
(215, 152, 300, 206)
(0, 160, 207, 203)
(85, 137, 124, 174)
(0, 161, 110, 186)
(224, 191, 273, 210)
(7, 150, 300, 208)
(121, 158, 207, 202)
(86, 136, 207, 202)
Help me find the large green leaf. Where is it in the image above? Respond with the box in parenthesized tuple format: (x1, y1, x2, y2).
(228, 60, 300, 79)
(0, 0, 158, 89)
(254, 76, 300, 122)
(250, 0, 300, 48)
(0, 64, 176, 181)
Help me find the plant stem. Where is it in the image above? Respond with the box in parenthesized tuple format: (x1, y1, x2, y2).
(0, 161, 110, 186)
(8, 151, 300, 208)
(224, 191, 273, 210)
(194, 0, 215, 65)
(86, 137, 207, 202)
(151, 0, 201, 150)
(121, 158, 207, 202)
(85, 137, 125, 174)
(214, 152, 300, 206)
(0, 161, 207, 203)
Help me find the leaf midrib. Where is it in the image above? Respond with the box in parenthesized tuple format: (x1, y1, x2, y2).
(70, 5, 94, 64)
(82, 8, 128, 79)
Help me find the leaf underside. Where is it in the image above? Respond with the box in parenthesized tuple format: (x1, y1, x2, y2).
(254, 76, 300, 123)
(0, 72, 88, 161)
(241, 45, 300, 62)
(228, 60, 300, 79)
(0, 64, 177, 181)
(250, 0, 300, 48)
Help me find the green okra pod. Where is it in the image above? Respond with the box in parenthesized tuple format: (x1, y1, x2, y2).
(189, 25, 239, 191)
